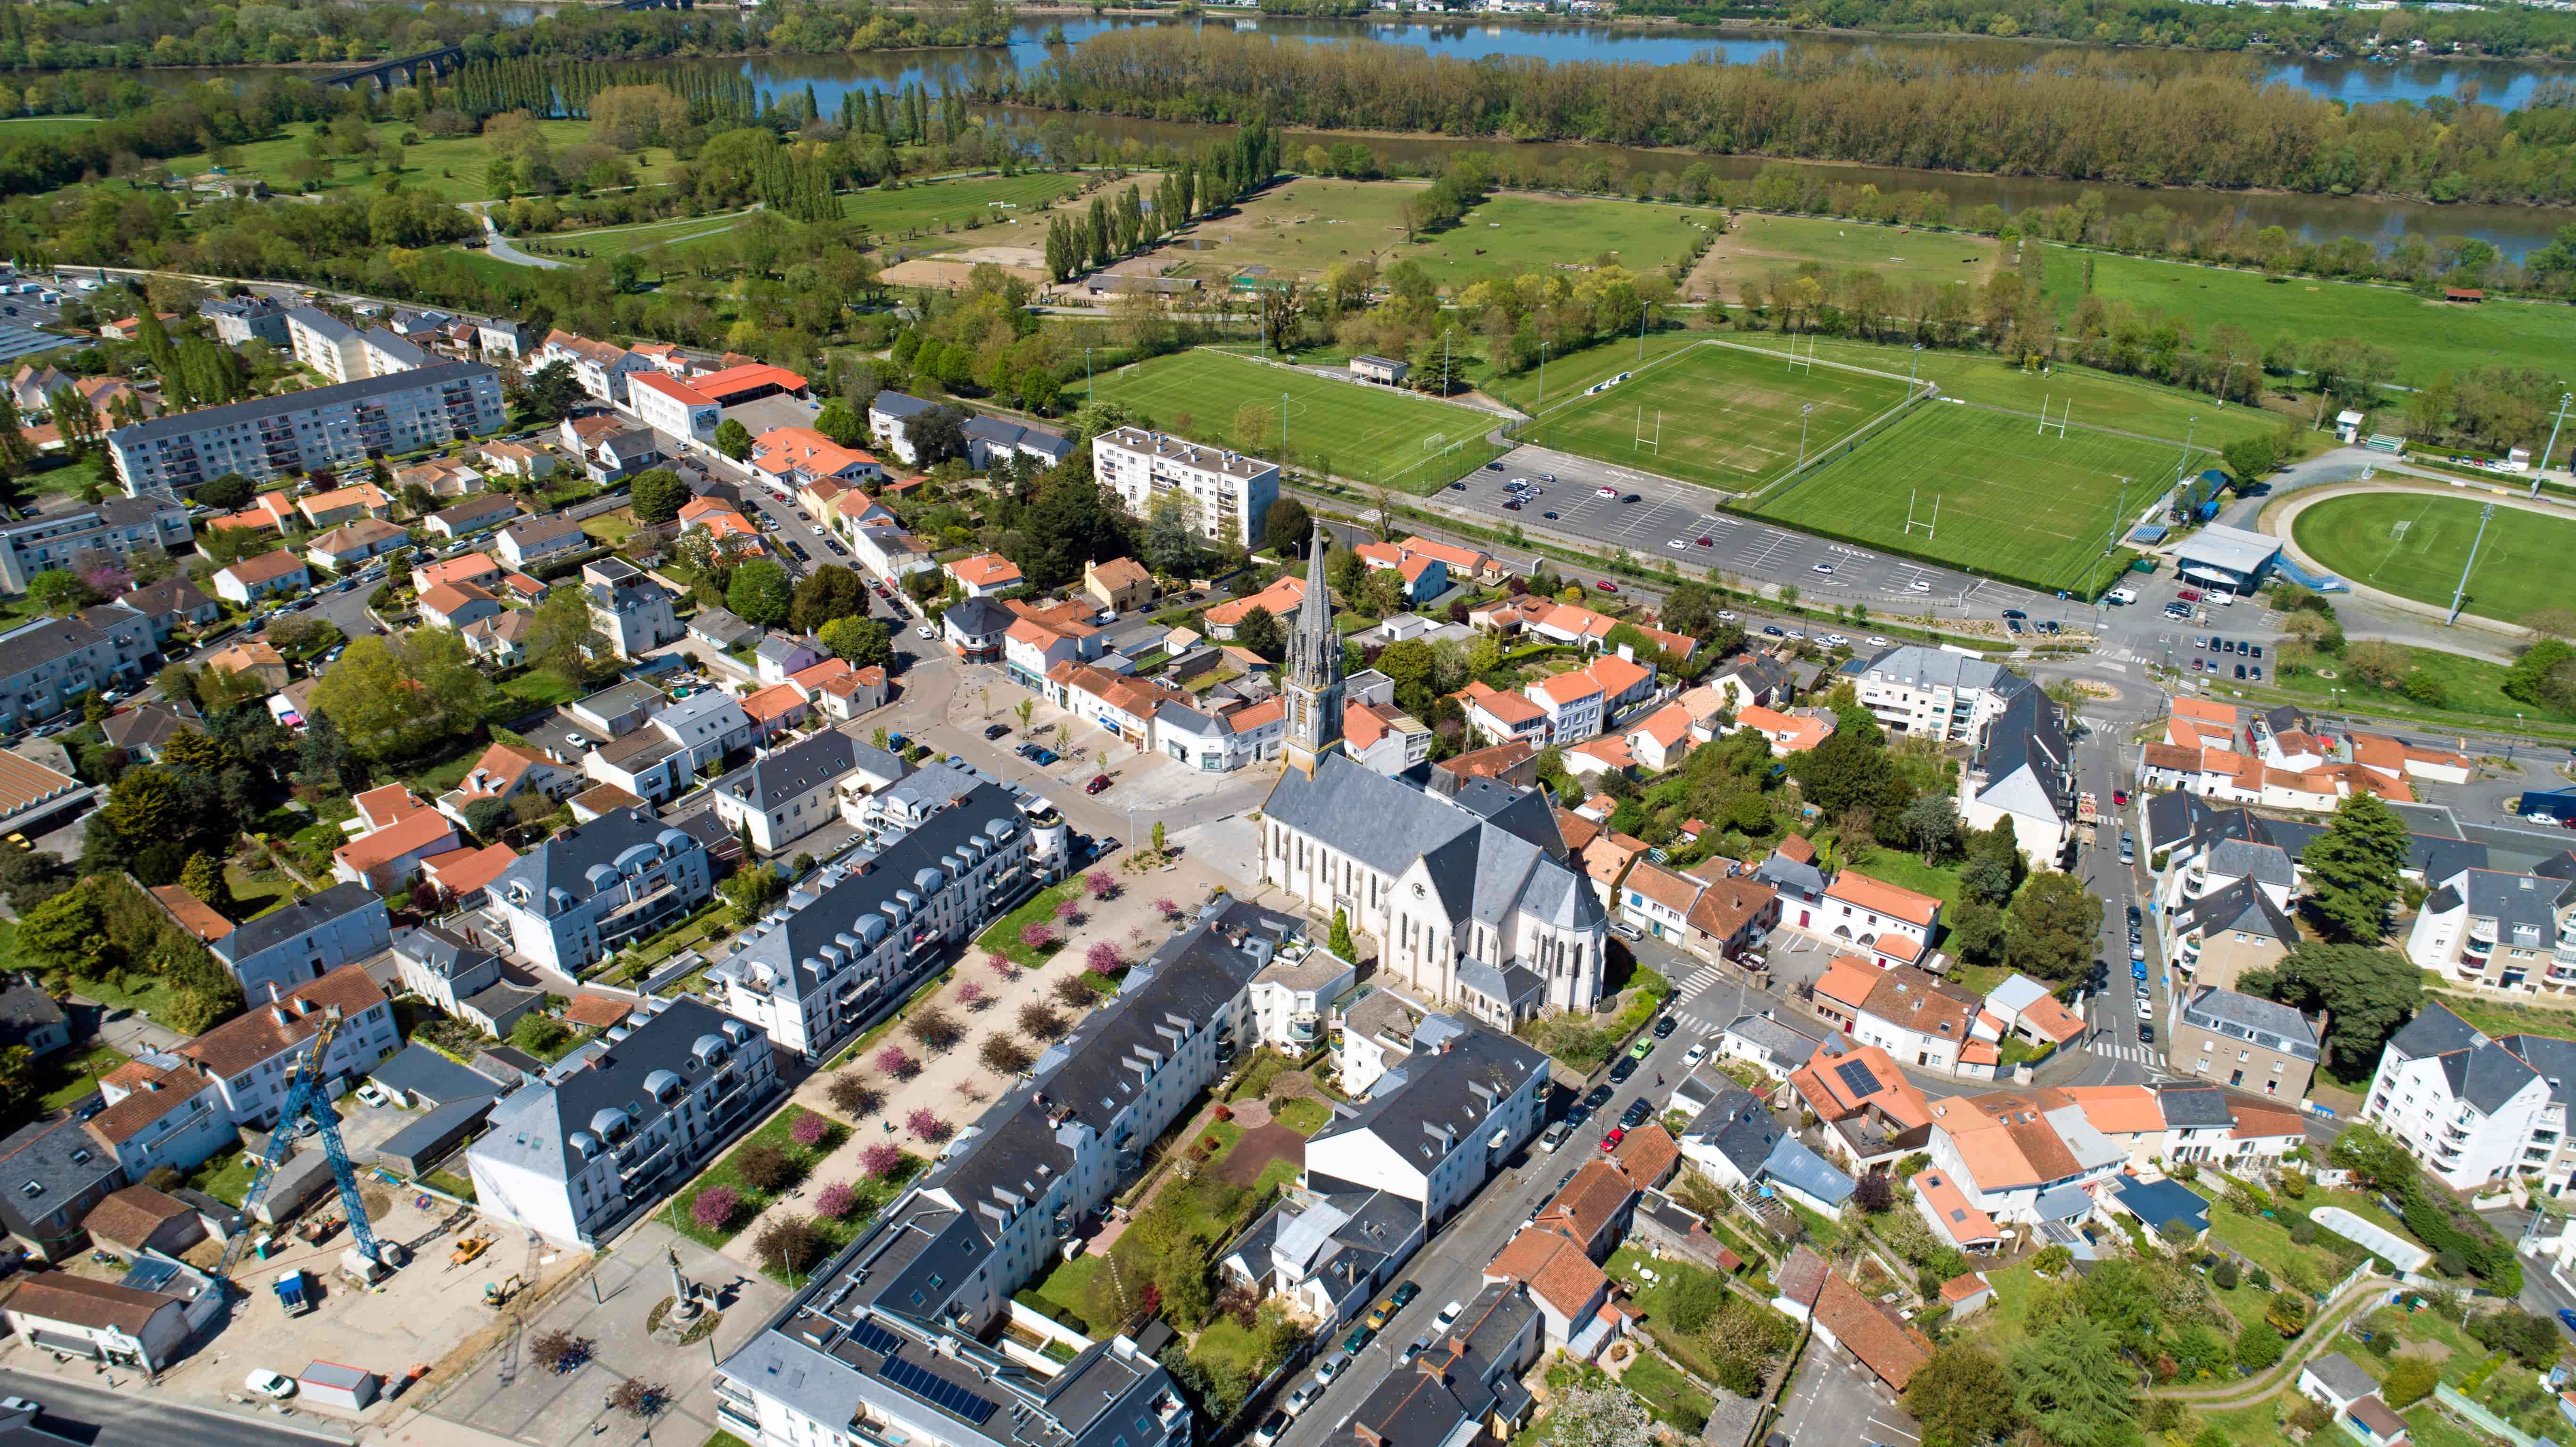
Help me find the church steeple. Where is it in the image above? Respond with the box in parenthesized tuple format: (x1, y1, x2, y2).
(1281, 520, 1345, 777)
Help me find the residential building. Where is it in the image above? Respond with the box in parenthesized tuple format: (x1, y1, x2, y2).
(581, 559, 681, 660)
(1082, 557, 1155, 615)
(331, 810, 460, 893)
(709, 732, 905, 857)
(204, 639, 287, 692)
(1718, 1012, 1829, 1080)
(1960, 687, 2077, 868)
(108, 362, 506, 495)
(946, 553, 1023, 598)
(1816, 871, 1943, 969)
(0, 1272, 193, 1370)
(1307, 1284, 1543, 1447)
(1092, 427, 1279, 547)
(1220, 1186, 1420, 1329)
(467, 998, 777, 1247)
(1675, 1076, 1855, 1217)
(418, 581, 502, 633)
(1849, 644, 2034, 744)
(2408, 857, 2576, 994)
(1525, 654, 1654, 744)
(495, 515, 588, 570)
(1304, 1019, 1548, 1224)
(1788, 1043, 1931, 1174)
(1983, 973, 2086, 1052)
(437, 740, 581, 825)
(707, 781, 1042, 1057)
(1461, 681, 1549, 746)
(865, 389, 940, 464)
(2169, 879, 2301, 992)
(159, 964, 398, 1127)
(1813, 957, 1997, 1075)
(1152, 693, 1287, 773)
(210, 548, 311, 605)
(1770, 1248, 1933, 1391)
(1483, 1225, 1613, 1351)
(962, 415, 1072, 471)
(2361, 1002, 2576, 1194)
(0, 1114, 128, 1261)
(2172, 985, 2320, 1099)
(489, 807, 714, 974)
(1344, 697, 1433, 775)
(749, 426, 882, 489)
(113, 577, 218, 646)
(285, 306, 370, 383)
(627, 370, 724, 447)
(306, 518, 406, 573)
(203, 880, 388, 1005)
(586, 429, 665, 485)
(201, 295, 290, 346)
(538, 329, 652, 407)
(0, 495, 193, 593)
(1920, 1087, 2127, 1235)
(2297, 1353, 2411, 1447)
(390, 924, 538, 1038)
(99, 699, 201, 765)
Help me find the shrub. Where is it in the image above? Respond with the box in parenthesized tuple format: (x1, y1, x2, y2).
(735, 1143, 796, 1193)
(2248, 1265, 2271, 1291)
(2291, 1221, 2320, 1247)
(861, 1143, 905, 1177)
(1019, 1001, 1067, 1038)
(1212, 1103, 1233, 1123)
(874, 1045, 917, 1077)
(1051, 974, 1100, 1008)
(2212, 1259, 2239, 1290)
(908, 1007, 963, 1049)
(2235, 1322, 2283, 1370)
(692, 1186, 742, 1231)
(814, 1183, 858, 1220)
(1851, 1173, 1895, 1214)
(792, 1113, 828, 1148)
(2383, 1356, 2438, 1408)
(529, 1331, 592, 1372)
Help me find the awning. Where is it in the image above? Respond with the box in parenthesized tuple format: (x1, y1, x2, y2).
(28, 1329, 99, 1359)
(2181, 567, 2243, 586)
(1488, 1127, 1512, 1151)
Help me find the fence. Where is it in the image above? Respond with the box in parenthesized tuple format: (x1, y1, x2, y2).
(2433, 1383, 2539, 1447)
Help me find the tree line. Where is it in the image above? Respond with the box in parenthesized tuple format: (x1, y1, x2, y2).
(999, 29, 2576, 206)
(1627, 0, 2576, 63)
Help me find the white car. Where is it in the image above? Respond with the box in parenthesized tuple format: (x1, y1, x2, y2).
(1717, 610, 1737, 621)
(1907, 578, 1932, 592)
(1823, 633, 1849, 647)
(353, 1082, 392, 1110)
(1436, 1300, 1465, 1329)
(1682, 1042, 1708, 1068)
(1867, 635, 1891, 647)
(1667, 539, 1687, 550)
(1313, 1353, 1348, 1387)
(246, 1370, 297, 1399)
(915, 625, 935, 640)
(1283, 1385, 1317, 1418)
(1811, 562, 1834, 575)
(2105, 587, 2138, 605)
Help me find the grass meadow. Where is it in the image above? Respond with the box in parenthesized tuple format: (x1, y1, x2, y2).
(148, 117, 678, 205)
(2038, 245, 2576, 387)
(1097, 347, 1498, 491)
(844, 171, 1092, 240)
(1175, 179, 1712, 287)
(1698, 212, 2002, 296)
(1756, 399, 2209, 592)
(2288, 491, 2576, 625)
(1519, 341, 1917, 493)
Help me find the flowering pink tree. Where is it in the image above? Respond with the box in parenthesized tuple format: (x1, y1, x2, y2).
(1053, 899, 1080, 923)
(1020, 924, 1058, 952)
(814, 1182, 858, 1220)
(861, 1143, 905, 1177)
(1086, 942, 1126, 974)
(874, 1045, 917, 1077)
(905, 1108, 950, 1143)
(956, 980, 988, 1009)
(1153, 897, 1181, 920)
(792, 1112, 828, 1148)
(691, 1186, 741, 1231)
(80, 563, 130, 599)
(986, 952, 1018, 979)
(1086, 871, 1117, 901)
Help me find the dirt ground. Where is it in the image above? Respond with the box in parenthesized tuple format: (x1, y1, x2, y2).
(879, 252, 1051, 292)
(1213, 1123, 1304, 1187)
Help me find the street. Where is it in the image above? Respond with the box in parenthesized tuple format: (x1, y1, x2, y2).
(0, 1367, 348, 1447)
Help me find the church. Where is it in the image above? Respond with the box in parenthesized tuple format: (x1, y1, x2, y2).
(1258, 524, 1608, 1026)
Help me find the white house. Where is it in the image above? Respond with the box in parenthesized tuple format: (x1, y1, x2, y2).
(1300, 1021, 1547, 1225)
(707, 732, 904, 857)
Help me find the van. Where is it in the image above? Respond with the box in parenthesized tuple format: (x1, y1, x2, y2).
(2104, 587, 2136, 605)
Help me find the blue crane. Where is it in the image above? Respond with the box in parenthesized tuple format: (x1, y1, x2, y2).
(215, 1004, 385, 1283)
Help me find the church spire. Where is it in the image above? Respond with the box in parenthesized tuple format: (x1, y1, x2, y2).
(1282, 519, 1345, 776)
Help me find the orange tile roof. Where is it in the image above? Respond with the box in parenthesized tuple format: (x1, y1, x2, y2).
(1816, 955, 1883, 1011)
(2171, 695, 2240, 725)
(1915, 1170, 2003, 1249)
(418, 580, 497, 618)
(740, 682, 809, 724)
(1623, 860, 1702, 916)
(1927, 1089, 2083, 1189)
(85, 1060, 218, 1144)
(414, 552, 502, 590)
(1686, 877, 1776, 943)
(1395, 536, 1487, 573)
(1627, 704, 1693, 749)
(334, 810, 457, 877)
(752, 426, 878, 480)
(1462, 680, 1545, 726)
(453, 741, 553, 803)
(1585, 653, 1653, 698)
(1554, 809, 1602, 853)
(1784, 1246, 1935, 1389)
(1533, 670, 1606, 706)
(1087, 557, 1152, 592)
(149, 884, 232, 945)
(1205, 576, 1305, 628)
(628, 370, 713, 407)
(2014, 989, 2087, 1044)
(1790, 1043, 1932, 1129)
(223, 549, 307, 586)
(181, 965, 384, 1079)
(788, 658, 853, 696)
(1858, 966, 1982, 1047)
(1566, 736, 1634, 771)
(1777, 834, 1816, 865)
(947, 553, 1023, 590)
(2230, 1103, 2307, 1140)
(1486, 1227, 1609, 1320)
(351, 784, 427, 830)
(1939, 1272, 1991, 1304)
(563, 994, 635, 1029)
(1827, 871, 1941, 927)
(207, 640, 284, 674)
(1538, 1158, 1638, 1244)
(420, 842, 520, 896)
(1612, 1122, 1680, 1185)
(297, 482, 388, 518)
(692, 362, 808, 400)
(2060, 1085, 2165, 1136)
(2142, 741, 2204, 772)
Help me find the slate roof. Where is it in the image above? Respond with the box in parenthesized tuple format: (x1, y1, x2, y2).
(473, 998, 753, 1185)
(2205, 838, 2297, 890)
(1310, 1019, 1546, 1175)
(1723, 1014, 1825, 1072)
(2388, 1002, 2486, 1062)
(2155, 1080, 2237, 1129)
(2304, 1352, 2378, 1404)
(2177, 879, 2299, 946)
(369, 1042, 500, 1105)
(1856, 645, 2031, 697)
(1685, 1080, 1783, 1176)
(215, 881, 380, 962)
(712, 732, 897, 812)
(1262, 754, 1600, 937)
(0, 1271, 180, 1333)
(2180, 986, 2320, 1055)
(490, 807, 702, 911)
(112, 361, 497, 444)
(1972, 687, 2072, 818)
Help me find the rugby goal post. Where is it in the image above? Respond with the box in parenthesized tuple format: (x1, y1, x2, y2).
(1904, 488, 1939, 541)
(2037, 396, 2071, 438)
(1634, 408, 1661, 454)
(1785, 333, 1816, 375)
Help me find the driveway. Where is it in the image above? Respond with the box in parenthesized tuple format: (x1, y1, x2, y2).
(1773, 1336, 1919, 1447)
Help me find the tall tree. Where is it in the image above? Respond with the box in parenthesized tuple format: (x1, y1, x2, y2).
(2007, 1312, 2135, 1447)
(2006, 871, 2103, 985)
(1905, 1345, 2019, 1447)
(728, 559, 793, 627)
(2302, 791, 2411, 940)
(2239, 942, 2422, 1072)
(789, 566, 868, 633)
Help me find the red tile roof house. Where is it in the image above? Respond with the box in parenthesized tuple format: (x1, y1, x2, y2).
(332, 808, 462, 893)
(1535, 1159, 1642, 1259)
(1484, 1225, 1618, 1353)
(435, 741, 582, 828)
(1770, 1246, 1934, 1391)
(211, 548, 311, 605)
(1818, 871, 1943, 969)
(945, 552, 1024, 599)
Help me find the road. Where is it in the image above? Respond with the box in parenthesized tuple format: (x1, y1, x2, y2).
(0, 1368, 348, 1447)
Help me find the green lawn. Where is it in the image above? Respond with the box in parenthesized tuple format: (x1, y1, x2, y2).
(1616, 1351, 1713, 1432)
(26, 453, 110, 501)
(134, 117, 680, 206)
(1398, 192, 1718, 289)
(669, 1105, 848, 1249)
(1519, 340, 1917, 495)
(1756, 396, 2208, 595)
(0, 116, 99, 138)
(1098, 347, 1500, 493)
(33, 1043, 129, 1110)
(977, 877, 1082, 969)
(845, 171, 1092, 242)
(539, 210, 760, 261)
(498, 669, 584, 709)
(2038, 245, 2576, 389)
(2290, 492, 2575, 628)
(1029, 1252, 1103, 1334)
(1272, 1096, 1330, 1135)
(1838, 848, 1965, 908)
(187, 1144, 263, 1208)
(1707, 211, 2002, 297)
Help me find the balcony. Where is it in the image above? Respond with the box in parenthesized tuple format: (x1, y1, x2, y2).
(716, 1403, 761, 1439)
(2470, 920, 2500, 946)
(1289, 1011, 1320, 1044)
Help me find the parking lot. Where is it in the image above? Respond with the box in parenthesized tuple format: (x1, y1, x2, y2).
(1773, 1335, 1919, 1447)
(1461, 445, 1973, 606)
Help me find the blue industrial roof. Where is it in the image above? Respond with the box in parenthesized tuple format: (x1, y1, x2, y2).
(1761, 1135, 1855, 1206)
(2111, 1176, 2210, 1234)
(368, 1043, 501, 1106)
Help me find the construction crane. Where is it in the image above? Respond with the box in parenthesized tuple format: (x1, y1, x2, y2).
(215, 1004, 387, 1284)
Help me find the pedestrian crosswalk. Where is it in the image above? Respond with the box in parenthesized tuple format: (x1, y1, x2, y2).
(2086, 1037, 2165, 1065)
(1673, 965, 1726, 1002)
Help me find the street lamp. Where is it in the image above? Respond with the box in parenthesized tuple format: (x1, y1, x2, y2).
(1538, 341, 1548, 410)
(1796, 404, 1814, 469)
(1085, 347, 1094, 404)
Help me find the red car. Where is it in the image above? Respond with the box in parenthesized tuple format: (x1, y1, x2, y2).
(2176, 588, 2202, 602)
(2113, 789, 2129, 806)
(1085, 775, 1113, 795)
(1595, 580, 1618, 594)
(1601, 1127, 1627, 1151)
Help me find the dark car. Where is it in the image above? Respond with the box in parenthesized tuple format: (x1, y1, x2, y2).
(1449, 481, 1468, 491)
(2234, 664, 2247, 679)
(1390, 1281, 1421, 1310)
(1564, 1101, 1593, 1127)
(1503, 500, 1522, 510)
(1621, 1098, 1653, 1128)
(1584, 1084, 1615, 1110)
(2126, 905, 2142, 926)
(2249, 645, 2263, 659)
(1621, 493, 1642, 503)
(1652, 1016, 1677, 1038)
(2002, 609, 2028, 620)
(2249, 666, 2262, 680)
(1486, 461, 1506, 471)
(1543, 510, 1560, 520)
(2557, 1307, 2576, 1335)
(1762, 625, 1785, 637)
(1607, 1056, 1639, 1084)
(983, 724, 1010, 740)
(1343, 1324, 1376, 1354)
(2137, 1022, 2155, 1044)
(1085, 774, 1113, 795)
(1031, 748, 1060, 765)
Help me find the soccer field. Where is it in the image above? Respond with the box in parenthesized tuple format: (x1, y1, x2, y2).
(1100, 350, 1495, 492)
(2290, 492, 2576, 625)
(1755, 400, 2207, 594)
(1518, 343, 1918, 494)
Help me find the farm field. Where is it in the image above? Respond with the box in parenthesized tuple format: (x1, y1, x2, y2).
(844, 171, 1093, 244)
(1098, 347, 1498, 492)
(1519, 341, 1917, 494)
(2037, 245, 2576, 388)
(1755, 397, 2208, 593)
(1695, 212, 2001, 296)
(2288, 491, 2576, 625)
(1725, 332, 2281, 450)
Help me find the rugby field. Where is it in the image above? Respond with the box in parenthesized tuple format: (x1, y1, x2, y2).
(1518, 342, 1917, 494)
(1099, 349, 1496, 492)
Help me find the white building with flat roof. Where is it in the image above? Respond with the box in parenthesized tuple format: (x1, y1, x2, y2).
(1092, 427, 1279, 547)
(2172, 524, 2282, 595)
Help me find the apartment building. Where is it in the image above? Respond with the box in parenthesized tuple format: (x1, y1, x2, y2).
(2361, 1002, 2576, 1194)
(108, 362, 506, 495)
(1304, 1017, 1548, 1225)
(582, 692, 758, 803)
(537, 330, 652, 407)
(200, 295, 290, 346)
(1960, 688, 2077, 868)
(1091, 427, 1279, 547)
(0, 495, 193, 592)
(865, 389, 939, 464)
(154, 963, 398, 1127)
(707, 781, 1047, 1058)
(707, 732, 906, 857)
(489, 807, 714, 974)
(468, 998, 778, 1247)
(284, 307, 370, 383)
(2171, 985, 2321, 1100)
(1849, 644, 2034, 744)
(2168, 880, 2301, 992)
(2407, 856, 2576, 994)
(0, 608, 155, 730)
(206, 882, 390, 1005)
(626, 370, 723, 447)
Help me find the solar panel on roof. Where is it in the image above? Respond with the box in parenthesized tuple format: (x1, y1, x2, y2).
(1833, 1059, 1880, 1097)
(849, 1319, 901, 1358)
(883, 1355, 1001, 1423)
